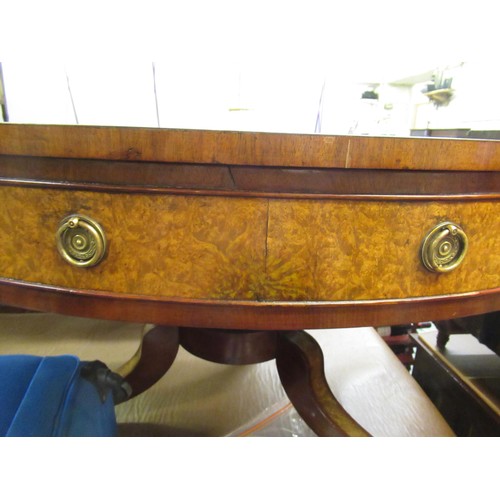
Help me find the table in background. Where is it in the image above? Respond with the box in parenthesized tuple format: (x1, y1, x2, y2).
(412, 330, 500, 436)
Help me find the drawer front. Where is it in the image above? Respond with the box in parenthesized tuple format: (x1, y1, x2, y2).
(0, 187, 268, 300)
(265, 199, 500, 301)
(1, 187, 499, 303)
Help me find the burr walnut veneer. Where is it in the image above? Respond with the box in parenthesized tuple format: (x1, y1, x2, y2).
(1, 124, 499, 436)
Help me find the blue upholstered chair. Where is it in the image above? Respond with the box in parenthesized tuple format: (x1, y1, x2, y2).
(0, 354, 129, 437)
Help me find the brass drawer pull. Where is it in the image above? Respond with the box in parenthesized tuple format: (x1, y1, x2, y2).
(421, 222, 468, 273)
(56, 214, 107, 267)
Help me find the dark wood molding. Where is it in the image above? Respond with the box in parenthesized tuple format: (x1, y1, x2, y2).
(2, 155, 500, 200)
(1, 279, 499, 330)
(2, 177, 500, 201)
(0, 155, 235, 191)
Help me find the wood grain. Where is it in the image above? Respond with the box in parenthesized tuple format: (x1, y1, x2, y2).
(1, 123, 500, 171)
(0, 186, 267, 300)
(1, 279, 499, 330)
(276, 330, 371, 436)
(0, 124, 498, 329)
(2, 155, 500, 197)
(122, 325, 179, 399)
(0, 186, 498, 303)
(179, 328, 278, 364)
(265, 199, 500, 300)
(0, 155, 235, 191)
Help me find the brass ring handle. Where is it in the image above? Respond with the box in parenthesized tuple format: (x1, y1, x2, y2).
(56, 214, 107, 267)
(421, 222, 468, 273)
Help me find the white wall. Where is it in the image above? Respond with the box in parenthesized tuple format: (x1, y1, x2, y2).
(1, 62, 158, 127)
(2, 62, 326, 133)
(2, 59, 499, 136)
(2, 1, 497, 136)
(0, 62, 416, 135)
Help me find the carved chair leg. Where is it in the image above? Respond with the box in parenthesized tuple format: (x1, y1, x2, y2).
(116, 325, 179, 399)
(276, 330, 371, 437)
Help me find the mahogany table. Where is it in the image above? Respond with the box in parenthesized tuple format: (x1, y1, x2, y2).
(0, 124, 499, 436)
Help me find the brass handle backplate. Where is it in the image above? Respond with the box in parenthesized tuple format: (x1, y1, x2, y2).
(56, 214, 107, 267)
(421, 221, 468, 273)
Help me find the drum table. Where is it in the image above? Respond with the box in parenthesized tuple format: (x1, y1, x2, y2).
(1, 124, 499, 436)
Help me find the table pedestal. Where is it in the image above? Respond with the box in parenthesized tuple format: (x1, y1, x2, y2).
(120, 326, 370, 437)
